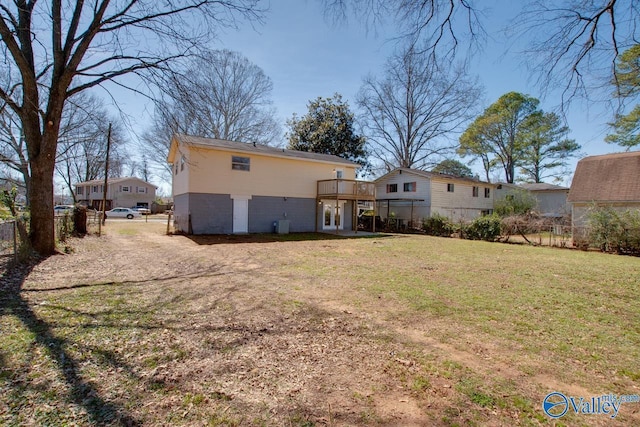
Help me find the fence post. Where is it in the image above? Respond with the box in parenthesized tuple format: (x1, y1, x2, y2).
(13, 220, 17, 263)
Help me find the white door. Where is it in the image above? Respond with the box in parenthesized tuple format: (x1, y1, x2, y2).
(232, 197, 249, 233)
(322, 200, 345, 230)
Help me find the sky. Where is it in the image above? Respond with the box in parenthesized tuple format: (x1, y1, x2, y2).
(121, 0, 622, 190)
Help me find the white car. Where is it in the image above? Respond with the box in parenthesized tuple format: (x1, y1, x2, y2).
(105, 207, 141, 219)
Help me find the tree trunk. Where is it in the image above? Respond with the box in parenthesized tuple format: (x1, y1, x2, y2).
(28, 132, 58, 255)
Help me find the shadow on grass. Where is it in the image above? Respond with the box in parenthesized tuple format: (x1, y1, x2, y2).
(0, 259, 140, 426)
(184, 231, 389, 246)
(22, 264, 225, 293)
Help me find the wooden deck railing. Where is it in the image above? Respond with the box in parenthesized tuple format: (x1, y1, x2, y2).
(317, 179, 376, 200)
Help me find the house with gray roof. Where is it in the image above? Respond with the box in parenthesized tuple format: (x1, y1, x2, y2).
(519, 183, 570, 217)
(374, 168, 496, 227)
(568, 151, 640, 234)
(167, 134, 375, 234)
(75, 177, 157, 211)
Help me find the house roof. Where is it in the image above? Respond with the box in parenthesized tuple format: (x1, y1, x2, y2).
(519, 183, 569, 192)
(567, 151, 640, 202)
(169, 134, 358, 167)
(75, 177, 158, 188)
(374, 167, 492, 186)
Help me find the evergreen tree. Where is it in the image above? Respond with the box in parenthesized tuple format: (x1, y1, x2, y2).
(287, 94, 369, 170)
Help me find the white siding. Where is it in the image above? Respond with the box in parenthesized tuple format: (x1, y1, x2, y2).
(430, 178, 494, 221)
(374, 170, 431, 223)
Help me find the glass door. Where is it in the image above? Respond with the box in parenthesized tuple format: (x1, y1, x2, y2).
(322, 200, 344, 230)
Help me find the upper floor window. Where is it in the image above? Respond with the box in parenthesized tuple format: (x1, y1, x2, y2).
(472, 186, 478, 197)
(447, 183, 454, 192)
(403, 182, 416, 192)
(76, 187, 84, 195)
(484, 188, 491, 198)
(387, 183, 398, 193)
(335, 169, 343, 179)
(180, 155, 186, 171)
(232, 156, 250, 171)
(137, 186, 147, 194)
(122, 186, 129, 192)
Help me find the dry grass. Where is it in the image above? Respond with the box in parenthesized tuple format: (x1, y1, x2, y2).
(1, 221, 639, 426)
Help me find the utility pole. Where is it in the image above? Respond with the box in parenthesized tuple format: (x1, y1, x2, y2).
(98, 123, 112, 236)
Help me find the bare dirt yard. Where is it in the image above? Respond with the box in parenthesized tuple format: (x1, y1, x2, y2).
(1, 219, 639, 426)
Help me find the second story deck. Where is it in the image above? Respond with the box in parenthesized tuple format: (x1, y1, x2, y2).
(317, 179, 376, 201)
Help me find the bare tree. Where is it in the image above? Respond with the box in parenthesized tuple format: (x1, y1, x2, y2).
(323, 0, 486, 59)
(0, 97, 30, 199)
(513, 0, 640, 104)
(142, 48, 280, 182)
(1, 90, 127, 204)
(357, 44, 482, 171)
(0, 1, 265, 254)
(139, 112, 178, 182)
(327, 1, 637, 107)
(55, 96, 129, 202)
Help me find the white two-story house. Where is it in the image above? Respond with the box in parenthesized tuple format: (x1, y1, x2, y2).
(374, 168, 495, 226)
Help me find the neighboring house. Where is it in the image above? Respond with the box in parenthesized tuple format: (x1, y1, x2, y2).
(75, 177, 157, 210)
(568, 151, 640, 233)
(167, 134, 375, 234)
(494, 182, 569, 217)
(520, 183, 570, 217)
(493, 182, 521, 204)
(374, 168, 495, 226)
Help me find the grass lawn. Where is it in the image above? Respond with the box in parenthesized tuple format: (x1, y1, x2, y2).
(1, 224, 639, 426)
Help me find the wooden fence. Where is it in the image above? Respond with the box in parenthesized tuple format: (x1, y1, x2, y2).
(0, 220, 18, 263)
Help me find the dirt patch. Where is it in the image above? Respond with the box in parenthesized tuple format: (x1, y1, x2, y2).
(2, 221, 637, 426)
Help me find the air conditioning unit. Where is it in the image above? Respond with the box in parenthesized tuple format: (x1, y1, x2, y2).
(275, 220, 290, 234)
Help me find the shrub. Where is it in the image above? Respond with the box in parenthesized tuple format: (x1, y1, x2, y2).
(587, 206, 640, 255)
(463, 214, 502, 241)
(423, 213, 455, 237)
(494, 189, 537, 217)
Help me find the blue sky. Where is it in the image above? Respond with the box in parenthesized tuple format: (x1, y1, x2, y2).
(122, 0, 620, 187)
(211, 1, 618, 179)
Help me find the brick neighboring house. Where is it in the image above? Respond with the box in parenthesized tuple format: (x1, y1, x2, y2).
(75, 177, 157, 210)
(567, 151, 640, 236)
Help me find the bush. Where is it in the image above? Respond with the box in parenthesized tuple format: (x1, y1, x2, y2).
(587, 207, 640, 255)
(462, 214, 502, 241)
(423, 213, 455, 237)
(494, 189, 537, 217)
